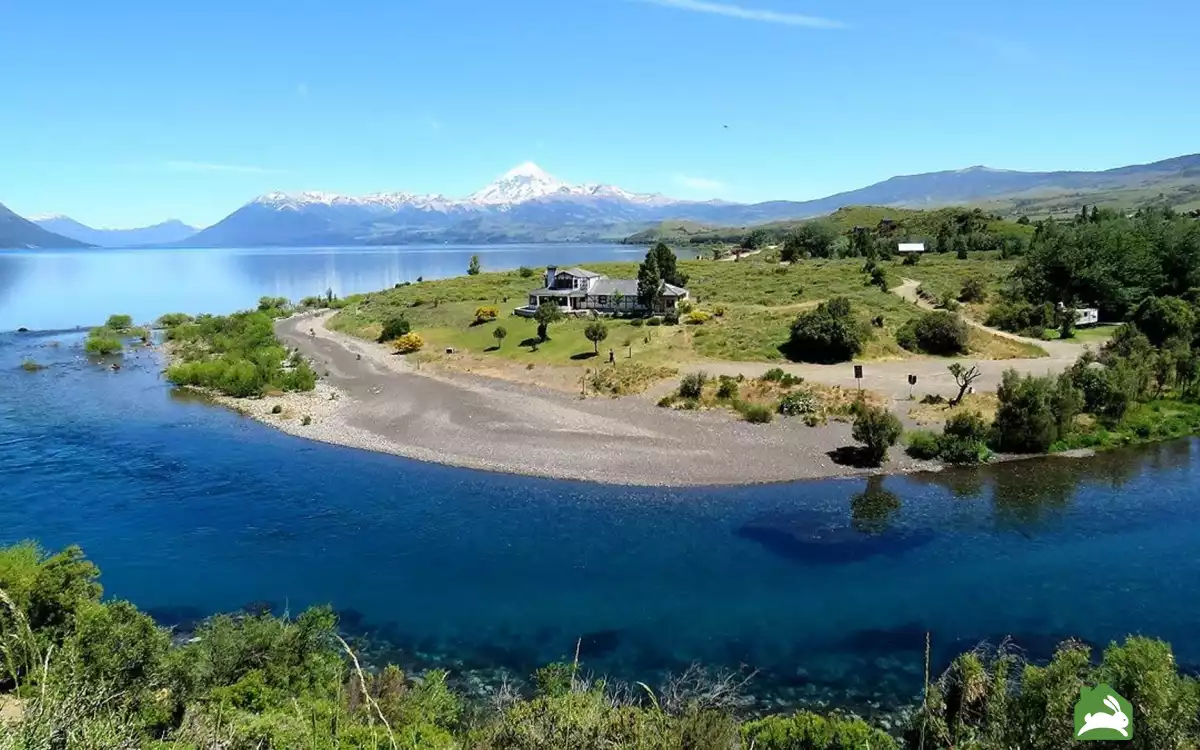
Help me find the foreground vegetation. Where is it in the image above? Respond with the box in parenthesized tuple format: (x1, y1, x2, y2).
(163, 301, 316, 398)
(2, 542, 1199, 749)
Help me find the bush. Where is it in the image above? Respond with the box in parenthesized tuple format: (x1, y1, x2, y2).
(21, 359, 46, 372)
(740, 403, 775, 423)
(992, 369, 1082, 453)
(85, 329, 124, 356)
(852, 404, 903, 465)
(786, 297, 869, 364)
(905, 430, 941, 459)
(960, 277, 988, 303)
(685, 310, 711, 325)
(630, 317, 644, 327)
(939, 411, 992, 464)
(663, 312, 680, 325)
(777, 390, 817, 417)
(716, 377, 739, 399)
(713, 304, 728, 317)
(1133, 295, 1195, 348)
(897, 311, 969, 356)
(761, 368, 803, 386)
(377, 315, 412, 342)
(270, 404, 283, 414)
(257, 296, 290, 313)
(743, 711, 899, 750)
(677, 300, 695, 314)
(869, 265, 890, 291)
(986, 301, 1053, 334)
(678, 372, 707, 399)
(156, 312, 193, 327)
(518, 265, 535, 278)
(473, 306, 500, 324)
(646, 316, 663, 327)
(392, 332, 425, 354)
(105, 314, 134, 330)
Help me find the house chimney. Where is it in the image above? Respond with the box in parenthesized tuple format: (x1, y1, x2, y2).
(545, 266, 557, 289)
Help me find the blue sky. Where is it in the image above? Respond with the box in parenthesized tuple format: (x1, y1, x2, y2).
(3, 0, 1197, 228)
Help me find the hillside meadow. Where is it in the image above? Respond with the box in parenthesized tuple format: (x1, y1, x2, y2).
(327, 251, 1041, 394)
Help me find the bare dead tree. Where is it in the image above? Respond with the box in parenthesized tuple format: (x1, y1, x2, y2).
(949, 363, 982, 407)
(655, 663, 758, 716)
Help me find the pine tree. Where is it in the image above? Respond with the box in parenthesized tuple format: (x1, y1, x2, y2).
(637, 252, 662, 309)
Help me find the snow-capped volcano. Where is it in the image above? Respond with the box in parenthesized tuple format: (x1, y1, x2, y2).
(468, 162, 574, 205)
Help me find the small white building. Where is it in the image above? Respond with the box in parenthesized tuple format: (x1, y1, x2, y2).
(1075, 308, 1100, 327)
(898, 242, 926, 254)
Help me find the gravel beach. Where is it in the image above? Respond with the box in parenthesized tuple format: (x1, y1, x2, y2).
(257, 311, 934, 486)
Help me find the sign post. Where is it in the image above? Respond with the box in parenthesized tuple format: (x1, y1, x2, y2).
(908, 373, 917, 400)
(853, 365, 863, 393)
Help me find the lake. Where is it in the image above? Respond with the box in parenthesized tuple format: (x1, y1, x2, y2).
(0, 243, 667, 331)
(3, 320, 1200, 712)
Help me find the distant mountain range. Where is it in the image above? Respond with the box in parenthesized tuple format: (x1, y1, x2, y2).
(0, 203, 91, 249)
(31, 216, 197, 247)
(6, 153, 1199, 249)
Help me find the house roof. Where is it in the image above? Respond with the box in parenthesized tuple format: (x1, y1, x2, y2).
(529, 287, 586, 298)
(898, 243, 926, 252)
(557, 267, 602, 278)
(662, 282, 688, 297)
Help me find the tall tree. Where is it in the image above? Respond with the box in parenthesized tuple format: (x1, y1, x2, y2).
(637, 252, 663, 308)
(649, 242, 688, 287)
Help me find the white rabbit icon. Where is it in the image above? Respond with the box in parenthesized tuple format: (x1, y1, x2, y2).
(1077, 694, 1130, 737)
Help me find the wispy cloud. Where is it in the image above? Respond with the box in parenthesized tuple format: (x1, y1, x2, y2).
(634, 0, 845, 29)
(427, 116, 442, 134)
(165, 161, 283, 175)
(296, 82, 309, 98)
(674, 173, 727, 192)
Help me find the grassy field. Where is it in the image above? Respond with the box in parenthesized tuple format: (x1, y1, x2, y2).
(327, 252, 1044, 386)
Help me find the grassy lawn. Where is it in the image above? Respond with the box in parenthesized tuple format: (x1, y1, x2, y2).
(328, 254, 1043, 381)
(1064, 323, 1121, 345)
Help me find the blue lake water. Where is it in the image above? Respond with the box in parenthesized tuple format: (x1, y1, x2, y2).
(0, 243, 662, 331)
(3, 322, 1199, 711)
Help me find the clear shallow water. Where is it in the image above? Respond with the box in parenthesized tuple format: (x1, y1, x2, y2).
(4, 330, 1200, 710)
(0, 243, 660, 331)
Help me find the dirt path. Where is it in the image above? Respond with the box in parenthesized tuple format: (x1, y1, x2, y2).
(663, 281, 1091, 406)
(273, 312, 932, 486)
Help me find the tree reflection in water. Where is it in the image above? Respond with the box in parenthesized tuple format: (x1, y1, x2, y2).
(849, 475, 901, 535)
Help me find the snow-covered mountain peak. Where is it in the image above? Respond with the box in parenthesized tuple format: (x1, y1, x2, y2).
(503, 161, 552, 180)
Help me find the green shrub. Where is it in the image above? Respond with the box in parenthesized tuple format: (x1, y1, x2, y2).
(663, 312, 680, 325)
(740, 403, 775, 423)
(716, 376, 739, 399)
(678, 371, 707, 399)
(852, 404, 903, 465)
(786, 297, 869, 364)
(992, 369, 1082, 453)
(713, 304, 728, 317)
(986, 301, 1054, 333)
(518, 265, 535, 278)
(85, 329, 124, 356)
(257, 296, 290, 313)
(270, 404, 283, 415)
(377, 314, 412, 342)
(743, 711, 899, 750)
(630, 318, 645, 328)
(301, 415, 312, 426)
(646, 316, 663, 327)
(905, 429, 941, 459)
(939, 411, 992, 464)
(105, 314, 134, 330)
(960, 277, 988, 303)
(20, 359, 46, 372)
(778, 390, 817, 417)
(1134, 295, 1195, 348)
(897, 311, 969, 356)
(685, 310, 711, 325)
(156, 312, 193, 328)
(677, 300, 695, 314)
(657, 395, 675, 408)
